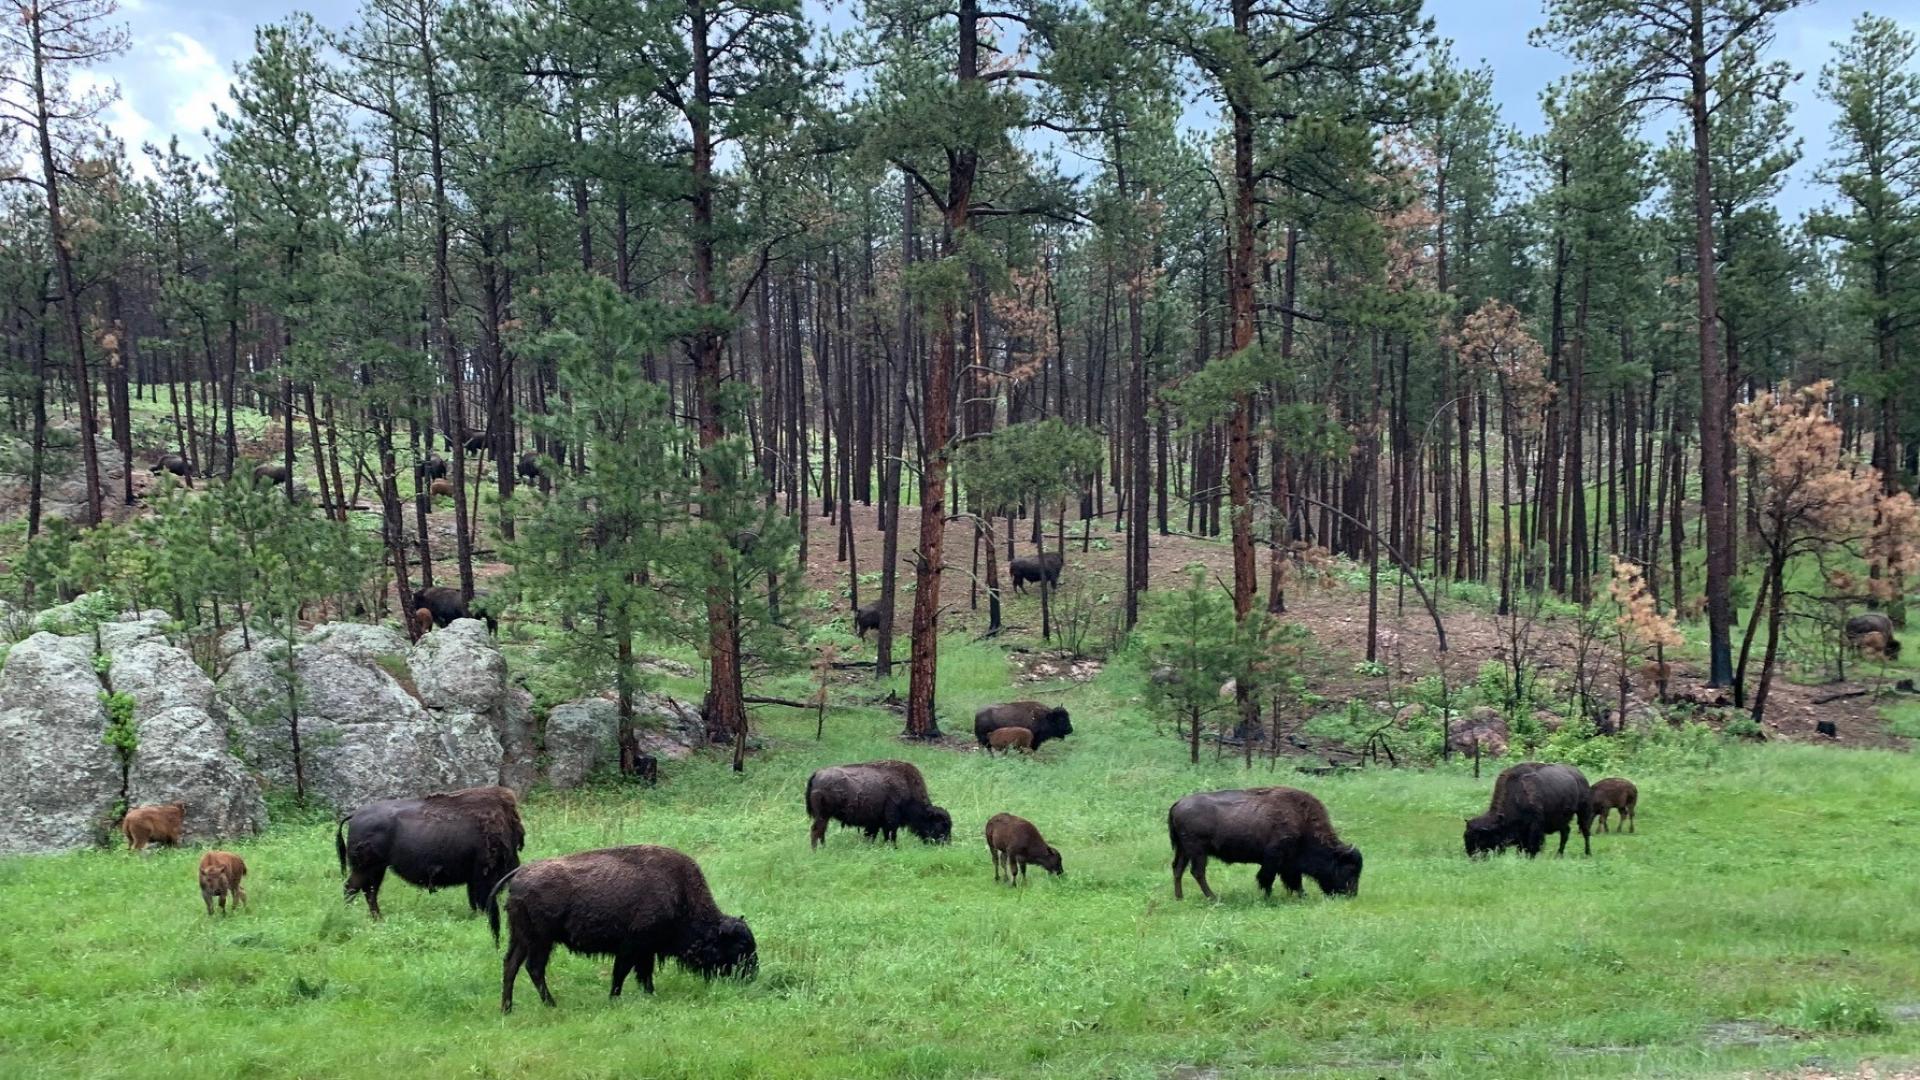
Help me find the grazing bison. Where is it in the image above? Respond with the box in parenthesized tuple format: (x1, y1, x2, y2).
(198, 851, 248, 915)
(336, 785, 524, 919)
(1465, 762, 1593, 858)
(987, 727, 1033, 755)
(805, 760, 952, 848)
(151, 453, 193, 486)
(1009, 552, 1064, 593)
(1846, 613, 1901, 659)
(413, 585, 498, 633)
(984, 813, 1062, 884)
(517, 452, 542, 482)
(1589, 777, 1638, 834)
(1816, 719, 1839, 739)
(973, 701, 1073, 750)
(1168, 787, 1361, 900)
(429, 478, 453, 498)
(422, 455, 449, 480)
(854, 603, 885, 640)
(488, 845, 756, 1013)
(251, 462, 290, 486)
(123, 803, 186, 852)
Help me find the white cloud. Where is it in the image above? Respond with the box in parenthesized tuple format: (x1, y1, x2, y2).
(154, 31, 232, 135)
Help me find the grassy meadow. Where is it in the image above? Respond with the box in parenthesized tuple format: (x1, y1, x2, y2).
(3, 645, 1919, 1079)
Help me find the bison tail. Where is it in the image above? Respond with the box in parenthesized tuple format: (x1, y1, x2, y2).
(334, 816, 348, 876)
(484, 865, 525, 947)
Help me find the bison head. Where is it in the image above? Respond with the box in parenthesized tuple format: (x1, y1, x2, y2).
(907, 804, 952, 844)
(1300, 842, 1362, 896)
(1463, 814, 1506, 859)
(681, 915, 758, 982)
(1038, 707, 1073, 741)
(1037, 845, 1064, 876)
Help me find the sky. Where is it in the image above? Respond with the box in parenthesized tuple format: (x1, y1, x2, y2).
(82, 0, 1920, 219)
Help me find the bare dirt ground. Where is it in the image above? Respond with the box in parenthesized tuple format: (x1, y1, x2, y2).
(785, 500, 1912, 750)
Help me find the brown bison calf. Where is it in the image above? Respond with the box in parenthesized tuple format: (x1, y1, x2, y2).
(984, 813, 1062, 884)
(123, 803, 186, 853)
(987, 728, 1033, 755)
(198, 851, 248, 915)
(430, 478, 453, 498)
(488, 845, 756, 1013)
(1589, 777, 1638, 834)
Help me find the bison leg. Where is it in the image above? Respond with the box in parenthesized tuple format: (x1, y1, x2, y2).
(234, 884, 246, 910)
(527, 941, 557, 1008)
(1554, 823, 1570, 856)
(1595, 809, 1609, 833)
(637, 952, 656, 994)
(1188, 854, 1216, 900)
(1627, 806, 1635, 834)
(989, 845, 1001, 882)
(1171, 851, 1189, 900)
(1577, 809, 1592, 856)
(501, 940, 527, 1014)
(611, 955, 633, 998)
(809, 815, 829, 850)
(1256, 866, 1276, 897)
(203, 888, 216, 916)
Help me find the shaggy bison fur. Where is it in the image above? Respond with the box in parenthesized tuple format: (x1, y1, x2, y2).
(1009, 552, 1064, 593)
(151, 454, 193, 485)
(1465, 762, 1594, 858)
(854, 603, 886, 640)
(1167, 787, 1362, 900)
(336, 785, 525, 919)
(973, 701, 1073, 750)
(123, 803, 186, 852)
(1846, 613, 1901, 659)
(984, 813, 1062, 884)
(987, 727, 1033, 754)
(488, 845, 756, 1012)
(198, 851, 248, 915)
(1589, 777, 1638, 834)
(429, 478, 453, 498)
(251, 462, 290, 486)
(805, 760, 952, 848)
(517, 452, 542, 482)
(422, 455, 449, 480)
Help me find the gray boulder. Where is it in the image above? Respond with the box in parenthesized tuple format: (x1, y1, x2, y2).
(303, 622, 412, 664)
(544, 698, 620, 789)
(127, 705, 266, 841)
(410, 619, 505, 712)
(1448, 705, 1510, 757)
(0, 633, 121, 854)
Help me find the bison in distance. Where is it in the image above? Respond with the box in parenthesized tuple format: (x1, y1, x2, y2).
(489, 845, 756, 1013)
(984, 813, 1062, 884)
(805, 760, 952, 848)
(1167, 787, 1362, 900)
(1009, 552, 1064, 593)
(336, 785, 525, 919)
(1465, 763, 1594, 858)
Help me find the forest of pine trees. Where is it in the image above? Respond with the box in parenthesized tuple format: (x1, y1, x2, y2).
(4, 0, 1919, 738)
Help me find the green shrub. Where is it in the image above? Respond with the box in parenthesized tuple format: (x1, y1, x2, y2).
(1793, 986, 1889, 1034)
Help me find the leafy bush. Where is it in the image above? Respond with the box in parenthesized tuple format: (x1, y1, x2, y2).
(100, 691, 138, 760)
(1793, 986, 1889, 1034)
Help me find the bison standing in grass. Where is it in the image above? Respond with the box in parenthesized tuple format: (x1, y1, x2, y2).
(853, 603, 886, 640)
(1167, 787, 1362, 900)
(973, 701, 1072, 750)
(1465, 762, 1593, 858)
(1009, 552, 1064, 593)
(805, 760, 951, 848)
(336, 786, 524, 919)
(198, 851, 248, 915)
(1588, 777, 1638, 834)
(488, 845, 756, 1013)
(1846, 613, 1901, 659)
(984, 813, 1062, 885)
(413, 585, 497, 633)
(123, 803, 186, 853)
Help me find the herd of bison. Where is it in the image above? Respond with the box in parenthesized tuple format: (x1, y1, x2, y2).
(110, 699, 1645, 1014)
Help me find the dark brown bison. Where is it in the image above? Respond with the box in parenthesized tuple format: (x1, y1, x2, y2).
(463, 433, 489, 455)
(517, 452, 542, 482)
(1846, 613, 1901, 659)
(1465, 762, 1593, 858)
(973, 701, 1073, 750)
(1168, 787, 1362, 900)
(198, 851, 248, 915)
(1009, 552, 1064, 593)
(805, 760, 952, 848)
(488, 845, 756, 1012)
(251, 462, 290, 486)
(414, 585, 497, 633)
(1589, 777, 1638, 834)
(987, 728, 1033, 755)
(123, 802, 186, 852)
(984, 813, 1062, 884)
(422, 455, 449, 480)
(854, 604, 885, 640)
(151, 454, 193, 486)
(336, 785, 524, 919)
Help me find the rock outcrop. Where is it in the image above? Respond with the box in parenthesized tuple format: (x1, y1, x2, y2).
(0, 633, 123, 855)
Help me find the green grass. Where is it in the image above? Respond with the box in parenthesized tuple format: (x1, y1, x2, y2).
(3, 656, 1920, 1079)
